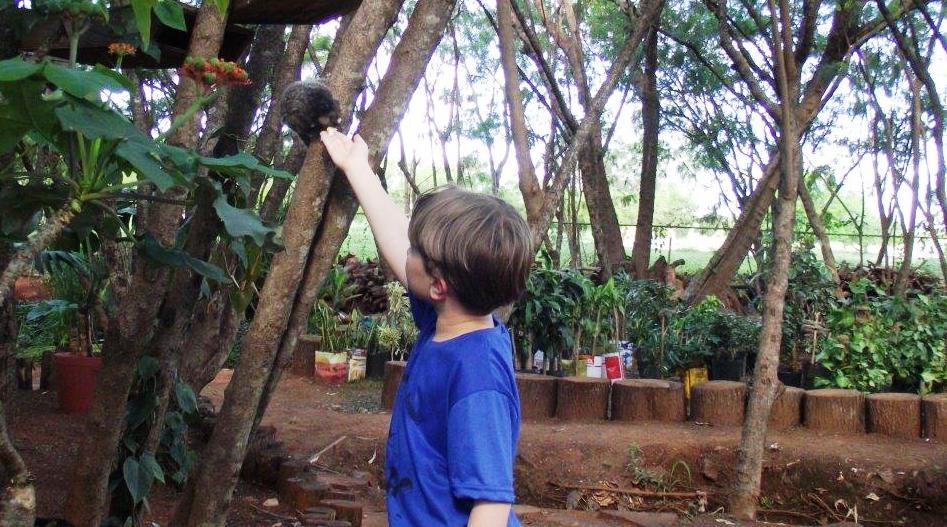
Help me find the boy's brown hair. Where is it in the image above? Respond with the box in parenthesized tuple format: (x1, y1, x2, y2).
(408, 186, 533, 315)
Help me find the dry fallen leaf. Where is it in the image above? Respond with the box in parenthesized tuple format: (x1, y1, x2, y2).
(866, 492, 880, 502)
(262, 498, 279, 507)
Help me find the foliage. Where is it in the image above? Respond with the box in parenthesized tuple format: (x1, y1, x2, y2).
(107, 355, 199, 525)
(816, 278, 947, 394)
(778, 244, 838, 367)
(508, 267, 592, 365)
(374, 282, 416, 360)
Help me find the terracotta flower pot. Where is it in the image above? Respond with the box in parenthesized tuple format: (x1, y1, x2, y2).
(53, 353, 102, 414)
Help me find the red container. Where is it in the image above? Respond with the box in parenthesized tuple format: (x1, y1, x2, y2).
(316, 362, 348, 386)
(54, 353, 103, 414)
(603, 352, 624, 381)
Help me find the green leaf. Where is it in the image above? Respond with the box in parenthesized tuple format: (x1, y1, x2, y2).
(154, 0, 187, 30)
(210, 0, 230, 16)
(116, 139, 177, 191)
(137, 355, 160, 379)
(200, 153, 293, 180)
(174, 382, 198, 414)
(185, 256, 231, 284)
(123, 457, 153, 505)
(55, 103, 137, 140)
(140, 452, 166, 484)
(92, 65, 135, 93)
(43, 64, 125, 100)
(0, 58, 42, 81)
(131, 0, 158, 52)
(0, 79, 61, 151)
(213, 194, 274, 246)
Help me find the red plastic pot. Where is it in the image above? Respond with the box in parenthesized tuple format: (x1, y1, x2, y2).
(53, 353, 102, 414)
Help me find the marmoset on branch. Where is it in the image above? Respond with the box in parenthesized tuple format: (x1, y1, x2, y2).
(280, 79, 342, 145)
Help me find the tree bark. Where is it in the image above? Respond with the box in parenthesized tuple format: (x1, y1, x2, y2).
(579, 126, 625, 277)
(894, 74, 923, 298)
(497, 0, 543, 225)
(0, 206, 75, 307)
(170, 1, 414, 525)
(63, 3, 229, 525)
(798, 182, 840, 283)
(631, 23, 660, 278)
(730, 0, 800, 518)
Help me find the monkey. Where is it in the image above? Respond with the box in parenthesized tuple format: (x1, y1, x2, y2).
(280, 79, 342, 146)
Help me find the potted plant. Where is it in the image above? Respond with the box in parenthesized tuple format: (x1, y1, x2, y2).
(624, 279, 677, 379)
(369, 282, 416, 377)
(31, 249, 107, 413)
(708, 311, 761, 382)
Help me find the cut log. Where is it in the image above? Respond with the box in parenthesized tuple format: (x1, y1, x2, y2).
(922, 393, 947, 440)
(282, 477, 331, 511)
(804, 389, 865, 434)
(611, 379, 686, 422)
(555, 377, 610, 421)
(303, 506, 337, 520)
(318, 473, 369, 492)
(241, 445, 285, 487)
(689, 381, 746, 426)
(319, 499, 363, 527)
(769, 385, 804, 430)
(516, 373, 558, 420)
(278, 459, 311, 497)
(382, 361, 406, 411)
(867, 393, 921, 438)
(293, 335, 321, 377)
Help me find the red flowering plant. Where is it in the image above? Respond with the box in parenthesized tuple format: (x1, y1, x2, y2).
(107, 42, 136, 69)
(179, 56, 251, 94)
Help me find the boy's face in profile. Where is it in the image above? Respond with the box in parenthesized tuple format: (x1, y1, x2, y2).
(405, 246, 434, 302)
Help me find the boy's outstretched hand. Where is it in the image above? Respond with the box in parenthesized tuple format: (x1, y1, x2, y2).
(320, 128, 370, 174)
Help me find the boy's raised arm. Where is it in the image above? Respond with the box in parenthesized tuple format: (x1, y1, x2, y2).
(320, 129, 410, 285)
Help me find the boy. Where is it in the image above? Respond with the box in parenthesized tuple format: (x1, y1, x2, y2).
(321, 128, 532, 527)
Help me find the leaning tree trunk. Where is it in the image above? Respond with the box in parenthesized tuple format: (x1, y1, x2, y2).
(631, 22, 660, 279)
(0, 206, 75, 307)
(169, 1, 418, 525)
(63, 3, 229, 525)
(579, 125, 626, 277)
(798, 181, 840, 283)
(730, 0, 800, 517)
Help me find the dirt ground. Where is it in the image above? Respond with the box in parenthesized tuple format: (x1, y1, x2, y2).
(8, 369, 947, 526)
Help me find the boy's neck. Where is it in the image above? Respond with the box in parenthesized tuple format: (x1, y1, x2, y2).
(432, 299, 494, 342)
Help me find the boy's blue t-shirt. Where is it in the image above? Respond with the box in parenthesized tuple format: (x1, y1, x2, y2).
(385, 294, 521, 527)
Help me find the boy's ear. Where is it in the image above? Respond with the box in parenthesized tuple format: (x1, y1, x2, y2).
(429, 276, 450, 302)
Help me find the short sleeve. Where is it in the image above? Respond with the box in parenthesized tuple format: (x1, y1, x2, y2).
(447, 390, 516, 503)
(409, 292, 437, 334)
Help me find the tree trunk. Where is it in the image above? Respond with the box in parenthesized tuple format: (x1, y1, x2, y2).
(730, 0, 799, 517)
(253, 0, 460, 431)
(0, 206, 75, 307)
(497, 0, 542, 225)
(578, 125, 625, 277)
(170, 1, 417, 525)
(0, 245, 32, 526)
(894, 74, 923, 298)
(631, 23, 660, 279)
(63, 3, 229, 525)
(798, 182, 839, 283)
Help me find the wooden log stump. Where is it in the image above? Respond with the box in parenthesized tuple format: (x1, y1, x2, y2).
(303, 506, 337, 520)
(769, 386, 804, 430)
(611, 379, 686, 422)
(922, 393, 947, 440)
(318, 473, 369, 492)
(306, 522, 351, 527)
(804, 389, 865, 434)
(293, 335, 321, 377)
(555, 377, 610, 421)
(382, 361, 406, 411)
(319, 499, 363, 527)
(516, 373, 558, 420)
(294, 479, 332, 511)
(867, 393, 921, 438)
(689, 381, 746, 426)
(278, 459, 310, 497)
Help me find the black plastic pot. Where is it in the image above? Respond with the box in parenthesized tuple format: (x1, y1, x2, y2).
(710, 354, 746, 381)
(637, 362, 662, 379)
(366, 352, 387, 379)
(805, 362, 831, 389)
(777, 365, 804, 388)
(891, 376, 919, 393)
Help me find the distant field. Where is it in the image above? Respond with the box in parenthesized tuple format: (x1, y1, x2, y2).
(338, 213, 943, 277)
